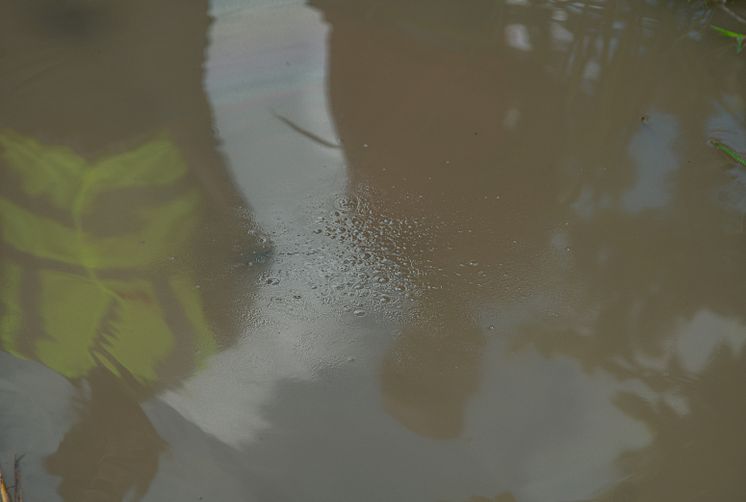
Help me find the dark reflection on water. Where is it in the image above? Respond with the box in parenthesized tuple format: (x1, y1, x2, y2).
(0, 0, 266, 500)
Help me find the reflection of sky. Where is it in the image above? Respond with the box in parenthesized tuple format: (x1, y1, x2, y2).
(0, 0, 743, 500)
(622, 112, 679, 213)
(150, 2, 746, 501)
(572, 185, 611, 220)
(462, 342, 649, 502)
(152, 3, 657, 501)
(675, 310, 746, 374)
(0, 355, 75, 501)
(158, 0, 654, 499)
(707, 103, 746, 217)
(205, 0, 340, 220)
(162, 318, 652, 502)
(707, 97, 746, 149)
(206, 0, 326, 104)
(505, 24, 532, 51)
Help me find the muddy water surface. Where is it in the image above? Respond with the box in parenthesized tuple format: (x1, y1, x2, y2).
(2, 0, 746, 501)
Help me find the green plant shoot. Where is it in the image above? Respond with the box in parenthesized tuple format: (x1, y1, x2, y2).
(711, 25, 746, 53)
(710, 139, 746, 167)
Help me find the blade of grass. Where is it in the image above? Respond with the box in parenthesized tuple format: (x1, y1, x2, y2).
(712, 25, 743, 38)
(710, 139, 746, 167)
(711, 25, 746, 52)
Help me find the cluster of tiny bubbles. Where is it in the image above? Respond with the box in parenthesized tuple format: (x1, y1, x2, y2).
(262, 190, 441, 318)
(251, 185, 509, 322)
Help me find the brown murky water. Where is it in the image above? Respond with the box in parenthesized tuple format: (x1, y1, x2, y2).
(2, 0, 746, 500)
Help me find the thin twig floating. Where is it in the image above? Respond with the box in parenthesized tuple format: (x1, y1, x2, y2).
(719, 3, 746, 27)
(272, 112, 341, 149)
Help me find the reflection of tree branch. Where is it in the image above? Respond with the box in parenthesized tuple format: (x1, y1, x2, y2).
(272, 112, 340, 149)
(720, 3, 746, 26)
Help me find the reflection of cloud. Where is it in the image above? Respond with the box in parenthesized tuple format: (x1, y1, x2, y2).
(622, 112, 679, 212)
(505, 24, 532, 51)
(707, 100, 746, 144)
(596, 343, 746, 501)
(465, 342, 650, 502)
(160, 315, 365, 446)
(183, 337, 649, 502)
(572, 185, 612, 220)
(143, 400, 270, 501)
(502, 107, 521, 130)
(550, 22, 574, 48)
(582, 60, 601, 82)
(675, 309, 746, 374)
(0, 355, 75, 502)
